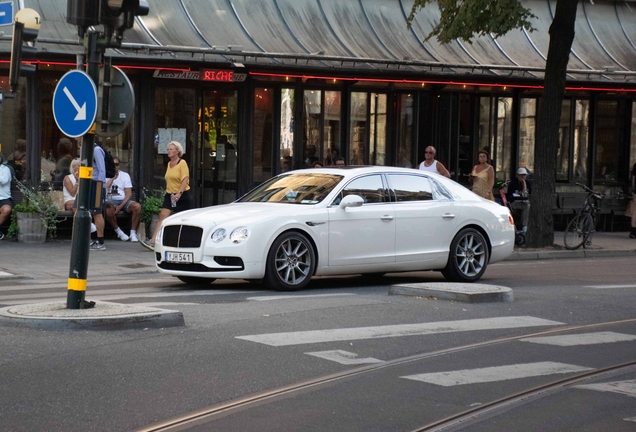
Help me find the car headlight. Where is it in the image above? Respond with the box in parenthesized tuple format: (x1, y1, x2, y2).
(211, 228, 227, 243)
(156, 226, 163, 243)
(229, 226, 250, 244)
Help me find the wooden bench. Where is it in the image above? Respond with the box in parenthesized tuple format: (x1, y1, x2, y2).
(1, 184, 134, 238)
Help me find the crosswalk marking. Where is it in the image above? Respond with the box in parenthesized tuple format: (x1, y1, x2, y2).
(520, 332, 636, 346)
(305, 350, 384, 365)
(0, 271, 14, 277)
(247, 293, 356, 301)
(625, 417, 636, 422)
(235, 316, 564, 346)
(576, 380, 636, 398)
(401, 362, 593, 387)
(585, 284, 636, 289)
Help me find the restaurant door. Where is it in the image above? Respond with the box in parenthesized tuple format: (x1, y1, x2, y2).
(199, 90, 239, 206)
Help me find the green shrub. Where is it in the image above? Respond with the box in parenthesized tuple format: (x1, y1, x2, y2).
(140, 188, 163, 226)
(7, 182, 61, 240)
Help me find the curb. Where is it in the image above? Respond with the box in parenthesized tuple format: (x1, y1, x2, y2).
(506, 249, 636, 261)
(389, 283, 514, 303)
(0, 301, 185, 331)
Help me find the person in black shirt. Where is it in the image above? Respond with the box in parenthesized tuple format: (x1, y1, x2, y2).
(507, 167, 532, 233)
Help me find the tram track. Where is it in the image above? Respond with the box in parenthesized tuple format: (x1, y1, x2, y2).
(135, 317, 636, 432)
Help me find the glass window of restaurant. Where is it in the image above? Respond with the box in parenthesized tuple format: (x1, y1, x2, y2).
(573, 99, 590, 181)
(349, 92, 387, 166)
(1, 76, 28, 183)
(556, 99, 572, 181)
(478, 96, 512, 181)
(631, 101, 636, 175)
(253, 88, 274, 184)
(595, 99, 627, 183)
(302, 90, 322, 168)
(395, 93, 415, 168)
(153, 86, 197, 201)
(200, 89, 239, 206)
(519, 98, 537, 177)
(301, 89, 342, 168)
(280, 88, 294, 172)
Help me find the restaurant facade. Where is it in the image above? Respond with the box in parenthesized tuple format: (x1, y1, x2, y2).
(1, 0, 635, 213)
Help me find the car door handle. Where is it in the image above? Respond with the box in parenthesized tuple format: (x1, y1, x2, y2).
(381, 215, 394, 221)
(442, 213, 456, 220)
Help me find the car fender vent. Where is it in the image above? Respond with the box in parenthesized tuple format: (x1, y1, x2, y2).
(214, 256, 244, 267)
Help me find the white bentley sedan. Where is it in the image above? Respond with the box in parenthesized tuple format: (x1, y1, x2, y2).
(154, 166, 515, 290)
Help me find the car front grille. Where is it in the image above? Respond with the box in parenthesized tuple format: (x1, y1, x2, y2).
(162, 225, 203, 248)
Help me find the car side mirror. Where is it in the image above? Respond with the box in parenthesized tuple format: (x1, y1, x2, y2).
(339, 194, 364, 208)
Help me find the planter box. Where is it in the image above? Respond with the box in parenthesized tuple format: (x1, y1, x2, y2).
(17, 212, 47, 243)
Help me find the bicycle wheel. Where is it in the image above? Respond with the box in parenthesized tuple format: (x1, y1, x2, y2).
(564, 212, 594, 250)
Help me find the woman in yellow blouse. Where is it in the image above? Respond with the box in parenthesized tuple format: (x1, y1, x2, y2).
(144, 141, 193, 249)
(468, 150, 495, 201)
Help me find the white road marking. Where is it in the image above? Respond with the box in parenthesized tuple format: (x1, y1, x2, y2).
(131, 302, 199, 307)
(0, 290, 265, 305)
(520, 332, 636, 346)
(236, 316, 564, 346)
(576, 380, 636, 398)
(402, 362, 593, 387)
(625, 417, 636, 422)
(585, 284, 636, 289)
(0, 271, 14, 277)
(305, 350, 384, 365)
(247, 293, 356, 301)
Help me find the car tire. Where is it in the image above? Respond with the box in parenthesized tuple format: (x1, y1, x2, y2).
(176, 276, 215, 285)
(442, 228, 489, 283)
(264, 231, 316, 291)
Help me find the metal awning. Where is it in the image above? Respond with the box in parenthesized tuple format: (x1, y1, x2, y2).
(1, 0, 635, 84)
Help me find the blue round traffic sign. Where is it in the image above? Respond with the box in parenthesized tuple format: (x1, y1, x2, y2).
(52, 70, 98, 138)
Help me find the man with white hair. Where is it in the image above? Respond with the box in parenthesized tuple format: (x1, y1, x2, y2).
(507, 167, 532, 233)
(418, 146, 451, 178)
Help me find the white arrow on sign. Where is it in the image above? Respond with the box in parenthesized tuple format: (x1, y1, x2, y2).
(63, 86, 87, 121)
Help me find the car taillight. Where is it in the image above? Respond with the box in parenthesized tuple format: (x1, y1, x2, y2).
(508, 214, 515, 226)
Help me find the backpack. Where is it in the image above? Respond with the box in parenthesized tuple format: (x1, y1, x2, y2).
(104, 150, 116, 178)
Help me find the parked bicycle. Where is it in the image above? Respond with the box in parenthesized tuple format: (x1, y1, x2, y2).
(563, 183, 604, 250)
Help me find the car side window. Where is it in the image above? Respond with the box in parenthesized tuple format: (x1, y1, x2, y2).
(387, 174, 434, 202)
(333, 175, 386, 205)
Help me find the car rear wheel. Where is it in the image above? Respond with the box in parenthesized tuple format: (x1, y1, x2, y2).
(264, 231, 316, 291)
(442, 228, 489, 283)
(176, 276, 215, 285)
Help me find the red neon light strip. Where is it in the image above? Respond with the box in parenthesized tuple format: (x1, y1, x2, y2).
(249, 72, 636, 93)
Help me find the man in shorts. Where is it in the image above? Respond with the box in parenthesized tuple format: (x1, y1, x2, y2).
(104, 157, 141, 242)
(0, 152, 14, 240)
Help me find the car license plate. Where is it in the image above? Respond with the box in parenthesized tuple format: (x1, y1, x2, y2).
(165, 252, 193, 263)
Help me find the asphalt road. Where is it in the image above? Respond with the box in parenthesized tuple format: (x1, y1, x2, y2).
(1, 256, 636, 432)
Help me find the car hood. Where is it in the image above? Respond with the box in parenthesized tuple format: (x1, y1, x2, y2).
(163, 202, 314, 228)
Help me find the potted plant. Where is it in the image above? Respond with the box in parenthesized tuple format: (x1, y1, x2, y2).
(7, 182, 61, 242)
(140, 188, 162, 239)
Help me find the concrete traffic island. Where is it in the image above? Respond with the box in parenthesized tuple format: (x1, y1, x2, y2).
(389, 283, 513, 303)
(0, 301, 185, 330)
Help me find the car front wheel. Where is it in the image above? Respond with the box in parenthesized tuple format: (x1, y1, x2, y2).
(442, 228, 489, 282)
(264, 231, 316, 291)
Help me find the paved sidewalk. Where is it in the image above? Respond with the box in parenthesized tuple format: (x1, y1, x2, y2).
(0, 231, 635, 281)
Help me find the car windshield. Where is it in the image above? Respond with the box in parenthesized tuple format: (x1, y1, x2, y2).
(238, 173, 344, 204)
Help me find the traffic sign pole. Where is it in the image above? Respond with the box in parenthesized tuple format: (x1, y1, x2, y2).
(67, 31, 101, 309)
